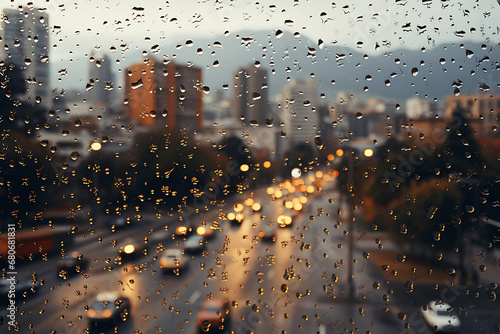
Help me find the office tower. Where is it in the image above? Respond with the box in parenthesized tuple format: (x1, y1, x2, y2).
(0, 6, 50, 107)
(87, 51, 113, 107)
(232, 65, 269, 125)
(281, 78, 319, 146)
(125, 57, 203, 129)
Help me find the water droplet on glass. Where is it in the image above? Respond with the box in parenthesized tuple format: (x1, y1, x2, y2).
(131, 78, 143, 89)
(275, 29, 283, 39)
(411, 68, 418, 76)
(252, 92, 261, 101)
(74, 119, 81, 127)
(314, 137, 324, 150)
(265, 119, 273, 127)
(70, 151, 79, 161)
(62, 129, 69, 136)
(465, 49, 474, 58)
(356, 112, 363, 119)
(40, 140, 48, 147)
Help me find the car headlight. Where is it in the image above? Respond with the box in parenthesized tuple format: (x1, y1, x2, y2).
(197, 226, 206, 235)
(236, 213, 244, 222)
(87, 309, 96, 317)
(124, 244, 135, 254)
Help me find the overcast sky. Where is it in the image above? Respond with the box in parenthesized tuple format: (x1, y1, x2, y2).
(3, 0, 499, 96)
(5, 0, 499, 61)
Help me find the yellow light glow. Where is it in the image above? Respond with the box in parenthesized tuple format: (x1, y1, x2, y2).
(234, 203, 244, 212)
(258, 230, 266, 238)
(293, 202, 303, 211)
(336, 149, 344, 157)
(244, 198, 254, 206)
(90, 142, 102, 151)
(274, 190, 283, 199)
(266, 187, 275, 195)
(235, 213, 244, 222)
(285, 201, 294, 209)
(306, 186, 315, 194)
(227, 212, 236, 220)
(251, 203, 261, 211)
(124, 244, 135, 254)
(315, 171, 324, 178)
(364, 149, 374, 157)
(103, 309, 113, 318)
(240, 164, 249, 172)
(299, 196, 307, 204)
(288, 186, 296, 194)
(327, 154, 335, 161)
(176, 226, 187, 235)
(263, 161, 271, 168)
(87, 309, 96, 317)
(196, 226, 206, 235)
(277, 215, 292, 226)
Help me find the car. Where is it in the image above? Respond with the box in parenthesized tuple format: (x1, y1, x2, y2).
(159, 248, 189, 275)
(258, 222, 277, 242)
(57, 251, 88, 279)
(117, 237, 147, 259)
(87, 292, 131, 328)
(420, 300, 461, 332)
(196, 298, 231, 333)
(184, 234, 206, 254)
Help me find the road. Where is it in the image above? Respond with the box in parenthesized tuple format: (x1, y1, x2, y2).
(2, 179, 499, 333)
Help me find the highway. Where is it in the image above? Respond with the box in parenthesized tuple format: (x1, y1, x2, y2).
(2, 177, 499, 333)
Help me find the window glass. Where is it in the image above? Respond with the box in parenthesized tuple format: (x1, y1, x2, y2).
(0, 1, 499, 333)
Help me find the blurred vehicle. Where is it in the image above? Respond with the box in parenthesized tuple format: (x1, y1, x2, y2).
(258, 223, 277, 242)
(0, 225, 73, 261)
(88, 292, 131, 328)
(160, 248, 189, 275)
(0, 276, 39, 304)
(185, 234, 206, 253)
(277, 214, 293, 227)
(196, 222, 217, 239)
(227, 212, 244, 225)
(196, 298, 231, 333)
(420, 300, 461, 332)
(57, 251, 88, 279)
(117, 237, 147, 259)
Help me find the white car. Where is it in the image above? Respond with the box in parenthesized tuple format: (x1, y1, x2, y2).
(421, 300, 460, 332)
(159, 248, 189, 275)
(88, 292, 131, 328)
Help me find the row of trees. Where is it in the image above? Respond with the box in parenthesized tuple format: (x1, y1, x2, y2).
(343, 105, 499, 255)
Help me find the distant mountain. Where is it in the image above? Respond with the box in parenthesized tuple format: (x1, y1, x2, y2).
(51, 29, 499, 104)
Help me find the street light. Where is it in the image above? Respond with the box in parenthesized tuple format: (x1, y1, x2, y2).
(89, 142, 101, 221)
(345, 147, 374, 300)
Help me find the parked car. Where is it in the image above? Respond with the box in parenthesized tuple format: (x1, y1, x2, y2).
(87, 292, 131, 328)
(160, 248, 189, 275)
(421, 300, 461, 332)
(196, 298, 231, 333)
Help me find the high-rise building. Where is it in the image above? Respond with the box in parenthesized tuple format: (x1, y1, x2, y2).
(125, 58, 203, 129)
(281, 78, 319, 149)
(0, 6, 50, 107)
(232, 65, 269, 125)
(87, 51, 114, 107)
